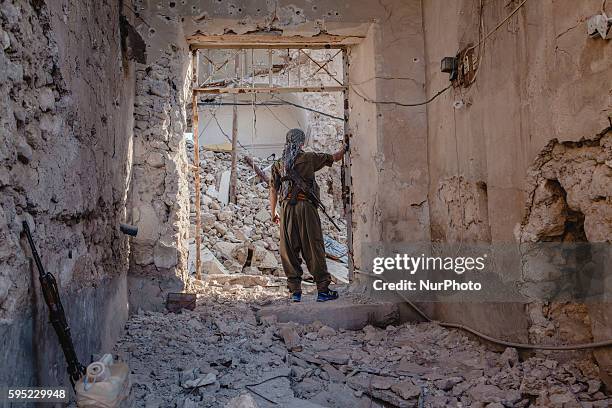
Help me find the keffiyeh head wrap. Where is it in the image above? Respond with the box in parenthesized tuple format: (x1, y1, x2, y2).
(281, 128, 306, 173)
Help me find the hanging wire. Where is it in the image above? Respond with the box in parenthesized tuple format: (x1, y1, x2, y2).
(264, 105, 291, 130)
(271, 95, 344, 121)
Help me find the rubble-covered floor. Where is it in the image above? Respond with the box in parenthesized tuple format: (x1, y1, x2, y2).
(114, 281, 611, 408)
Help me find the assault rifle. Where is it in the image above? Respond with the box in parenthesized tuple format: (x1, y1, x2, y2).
(22, 221, 86, 388)
(286, 168, 342, 232)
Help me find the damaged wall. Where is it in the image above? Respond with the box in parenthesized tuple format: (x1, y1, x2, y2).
(128, 42, 191, 312)
(422, 0, 611, 382)
(130, 0, 431, 292)
(0, 0, 135, 389)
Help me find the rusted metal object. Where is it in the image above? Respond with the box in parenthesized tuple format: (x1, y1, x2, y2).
(193, 86, 346, 94)
(192, 50, 202, 280)
(456, 46, 477, 86)
(166, 293, 196, 313)
(243, 156, 270, 186)
(341, 48, 354, 280)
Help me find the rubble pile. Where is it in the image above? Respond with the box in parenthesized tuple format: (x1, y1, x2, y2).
(115, 282, 611, 408)
(186, 141, 347, 276)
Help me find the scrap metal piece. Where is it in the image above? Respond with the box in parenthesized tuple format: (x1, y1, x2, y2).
(166, 292, 196, 313)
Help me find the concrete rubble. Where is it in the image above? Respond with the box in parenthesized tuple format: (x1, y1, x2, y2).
(115, 282, 612, 408)
(185, 142, 347, 280)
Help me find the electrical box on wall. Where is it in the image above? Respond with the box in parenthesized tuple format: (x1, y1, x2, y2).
(440, 45, 478, 87)
(440, 56, 458, 81)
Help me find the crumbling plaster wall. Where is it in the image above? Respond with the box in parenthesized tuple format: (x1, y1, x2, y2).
(128, 41, 191, 312)
(131, 0, 430, 286)
(0, 0, 134, 390)
(422, 0, 611, 381)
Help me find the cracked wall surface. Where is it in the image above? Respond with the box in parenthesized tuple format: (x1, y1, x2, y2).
(518, 133, 612, 385)
(423, 0, 612, 384)
(128, 44, 191, 312)
(129, 0, 612, 383)
(130, 0, 430, 284)
(0, 0, 135, 389)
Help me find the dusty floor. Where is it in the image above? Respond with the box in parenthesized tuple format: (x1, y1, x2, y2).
(113, 280, 611, 408)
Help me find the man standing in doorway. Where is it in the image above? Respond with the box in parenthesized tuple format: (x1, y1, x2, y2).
(269, 128, 346, 302)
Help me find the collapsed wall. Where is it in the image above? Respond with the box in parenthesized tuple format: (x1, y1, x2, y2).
(0, 0, 135, 389)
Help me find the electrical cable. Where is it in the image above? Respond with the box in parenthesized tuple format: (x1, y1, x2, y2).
(466, 0, 486, 86)
(351, 84, 452, 108)
(264, 105, 292, 130)
(199, 102, 286, 107)
(465, 0, 529, 53)
(209, 110, 252, 154)
(354, 269, 612, 350)
(271, 95, 345, 121)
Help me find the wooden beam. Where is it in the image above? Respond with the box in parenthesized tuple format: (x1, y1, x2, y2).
(341, 48, 353, 282)
(187, 34, 363, 49)
(193, 86, 346, 94)
(229, 54, 239, 204)
(192, 51, 202, 280)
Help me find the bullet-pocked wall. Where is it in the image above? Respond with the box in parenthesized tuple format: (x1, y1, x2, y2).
(422, 0, 612, 385)
(0, 0, 135, 391)
(129, 0, 431, 307)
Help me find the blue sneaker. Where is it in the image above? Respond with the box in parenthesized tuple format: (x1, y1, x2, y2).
(290, 292, 302, 302)
(317, 289, 339, 302)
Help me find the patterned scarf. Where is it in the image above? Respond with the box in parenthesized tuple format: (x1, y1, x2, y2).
(281, 128, 305, 173)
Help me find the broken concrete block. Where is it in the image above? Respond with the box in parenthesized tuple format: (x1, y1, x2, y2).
(219, 170, 230, 205)
(321, 363, 345, 383)
(38, 87, 55, 112)
(257, 300, 399, 331)
(206, 184, 218, 198)
(217, 210, 233, 221)
(499, 347, 519, 368)
(213, 222, 228, 236)
(254, 209, 270, 223)
(370, 375, 395, 390)
(226, 393, 259, 408)
(317, 350, 349, 365)
(203, 274, 269, 287)
(252, 245, 278, 269)
(467, 383, 505, 404)
(153, 240, 178, 269)
(326, 259, 348, 283)
(188, 245, 229, 275)
(391, 380, 421, 400)
(215, 241, 240, 261)
(0, 28, 9, 50)
(182, 372, 216, 389)
(279, 324, 302, 352)
(317, 325, 336, 338)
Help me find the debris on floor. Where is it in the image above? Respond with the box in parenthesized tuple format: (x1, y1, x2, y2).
(114, 283, 611, 408)
(186, 142, 348, 280)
